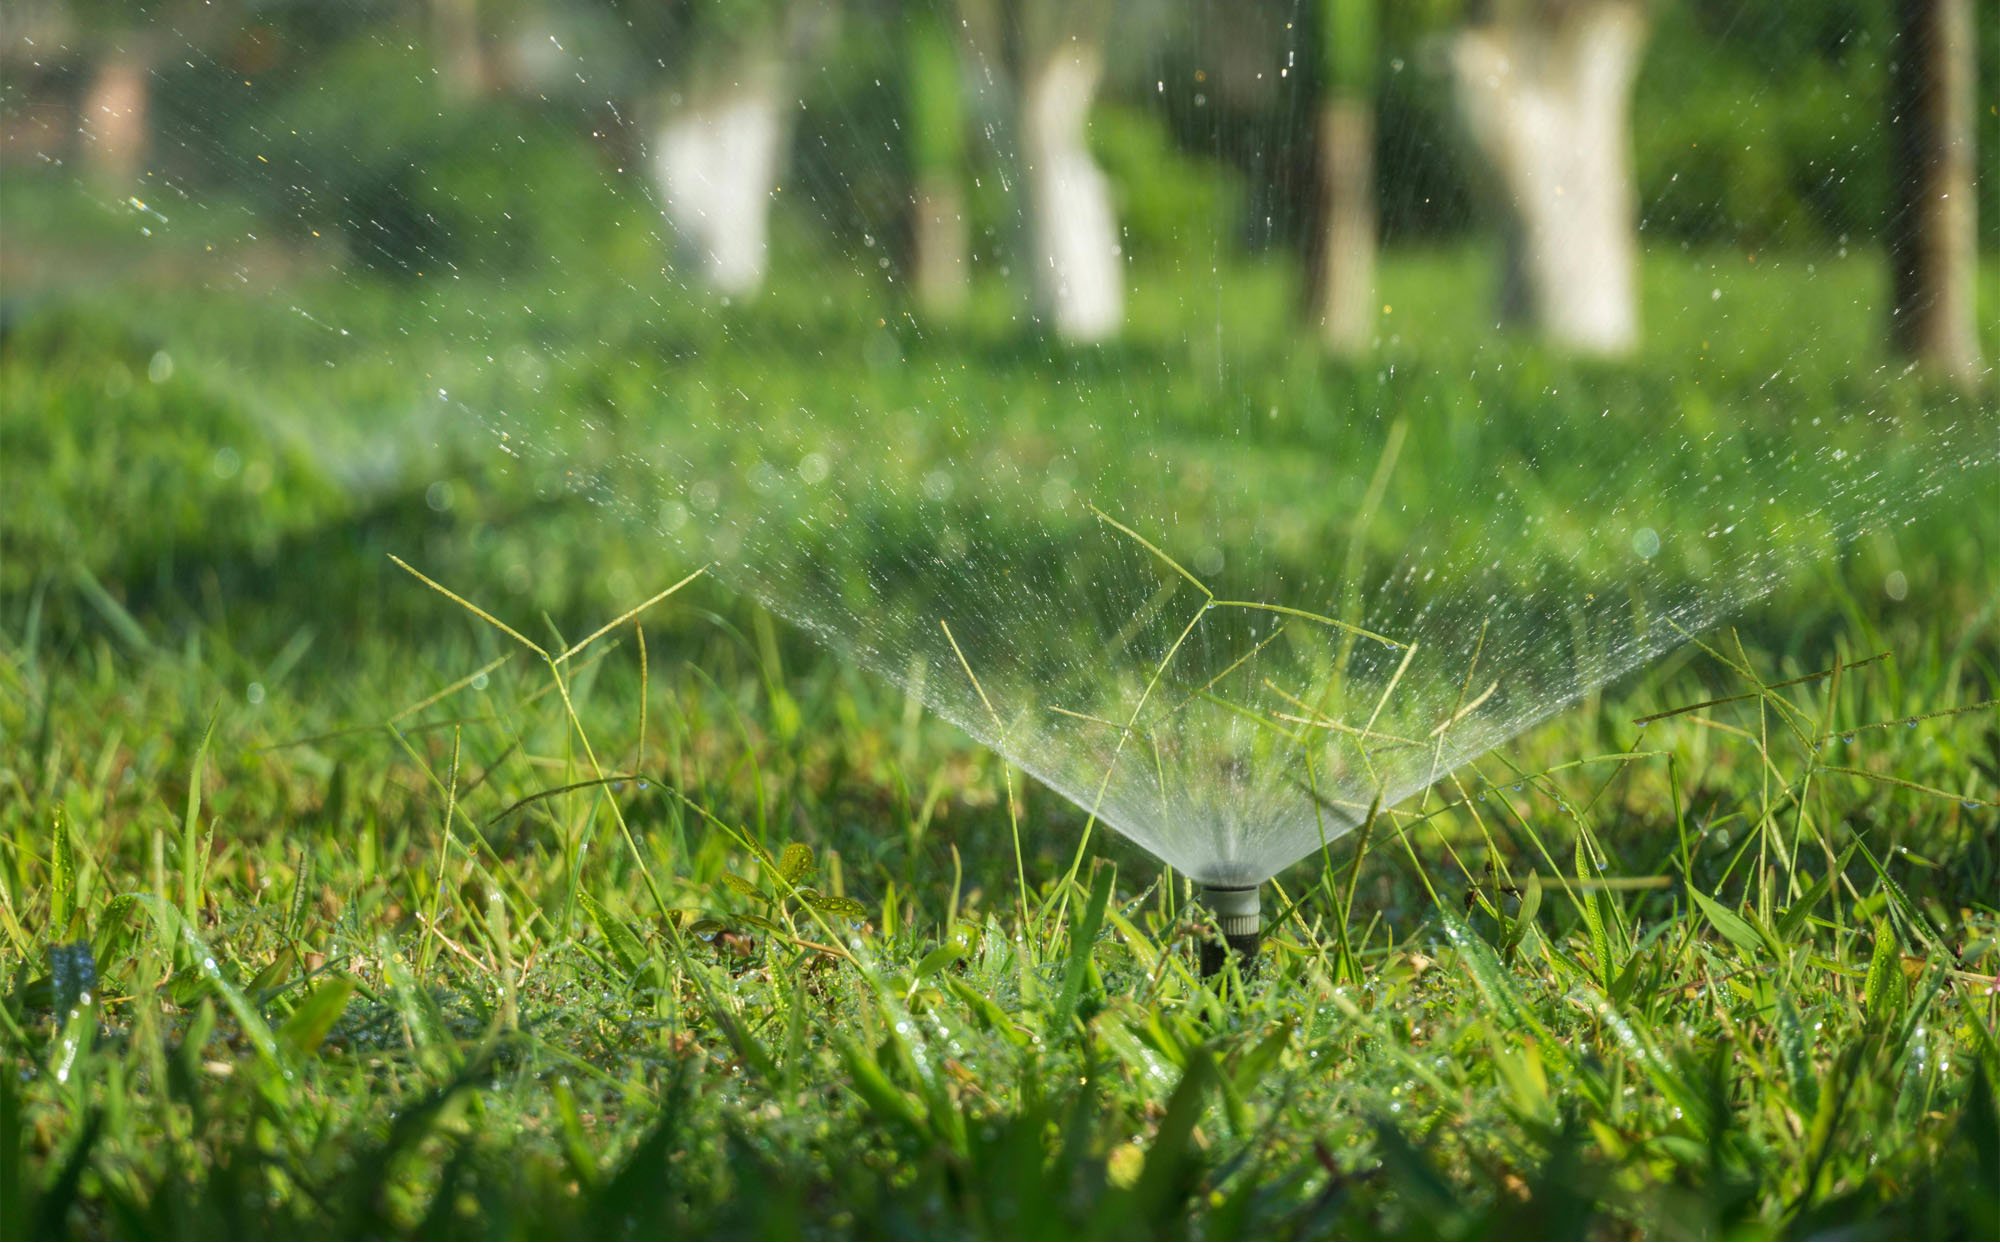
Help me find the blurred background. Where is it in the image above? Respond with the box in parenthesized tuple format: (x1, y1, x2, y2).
(1, 0, 1994, 836)
(4, 0, 1991, 352)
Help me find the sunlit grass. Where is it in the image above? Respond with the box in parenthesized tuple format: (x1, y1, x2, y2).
(3, 519, 1996, 1235)
(1, 236, 1995, 1236)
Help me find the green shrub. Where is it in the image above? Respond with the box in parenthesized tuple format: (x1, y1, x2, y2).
(240, 39, 652, 276)
(1091, 103, 1239, 262)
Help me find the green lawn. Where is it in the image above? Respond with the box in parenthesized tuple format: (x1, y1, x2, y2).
(2, 216, 1998, 1236)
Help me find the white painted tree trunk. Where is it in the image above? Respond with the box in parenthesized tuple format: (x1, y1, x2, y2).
(1309, 98, 1377, 354)
(81, 52, 151, 184)
(651, 65, 786, 297)
(1449, 1, 1646, 355)
(1019, 45, 1122, 342)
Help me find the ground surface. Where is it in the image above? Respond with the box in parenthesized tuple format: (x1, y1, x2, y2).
(3, 217, 1999, 1238)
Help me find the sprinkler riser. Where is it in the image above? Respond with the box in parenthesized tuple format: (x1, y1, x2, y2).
(1197, 884, 1262, 978)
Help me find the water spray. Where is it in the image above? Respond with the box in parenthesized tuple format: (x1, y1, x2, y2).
(44, 0, 1992, 1003)
(1197, 884, 1261, 979)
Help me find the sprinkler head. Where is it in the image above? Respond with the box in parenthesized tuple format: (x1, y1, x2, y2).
(1197, 884, 1261, 979)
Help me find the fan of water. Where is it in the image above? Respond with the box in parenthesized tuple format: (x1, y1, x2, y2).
(5, 0, 1991, 894)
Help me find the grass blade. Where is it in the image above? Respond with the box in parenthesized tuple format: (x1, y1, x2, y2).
(278, 977, 355, 1058)
(49, 806, 76, 939)
(1054, 862, 1115, 1034)
(180, 714, 215, 928)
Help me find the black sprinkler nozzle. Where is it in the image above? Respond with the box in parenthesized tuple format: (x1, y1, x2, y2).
(1197, 884, 1261, 979)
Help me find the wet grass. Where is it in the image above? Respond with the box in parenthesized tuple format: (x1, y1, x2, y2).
(3, 250, 1998, 1237)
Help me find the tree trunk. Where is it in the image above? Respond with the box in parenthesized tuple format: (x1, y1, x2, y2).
(651, 63, 787, 297)
(1888, 0, 1980, 384)
(1019, 43, 1122, 342)
(1307, 99, 1376, 354)
(905, 8, 969, 314)
(1449, 1, 1646, 356)
(432, 0, 490, 100)
(912, 176, 969, 313)
(80, 51, 150, 184)
(1305, 0, 1377, 354)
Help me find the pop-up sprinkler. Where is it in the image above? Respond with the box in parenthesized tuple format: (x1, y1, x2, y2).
(1197, 883, 1261, 979)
